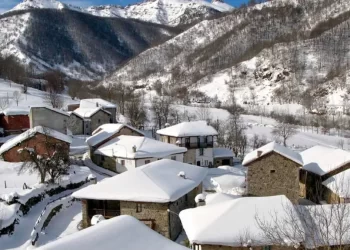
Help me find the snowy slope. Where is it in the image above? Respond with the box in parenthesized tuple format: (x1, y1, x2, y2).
(11, 0, 234, 27)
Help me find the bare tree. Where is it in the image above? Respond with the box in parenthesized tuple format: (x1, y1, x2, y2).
(12, 91, 22, 106)
(111, 82, 133, 116)
(0, 97, 8, 111)
(338, 139, 345, 150)
(125, 92, 147, 128)
(18, 128, 70, 183)
(250, 134, 268, 150)
(151, 95, 173, 129)
(271, 123, 298, 146)
(196, 105, 212, 123)
(44, 89, 63, 109)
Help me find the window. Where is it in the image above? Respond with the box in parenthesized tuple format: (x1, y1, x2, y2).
(205, 160, 209, 166)
(145, 160, 151, 164)
(263, 246, 271, 250)
(121, 160, 125, 166)
(270, 170, 276, 174)
(199, 148, 204, 156)
(98, 119, 101, 124)
(136, 203, 142, 213)
(171, 155, 176, 161)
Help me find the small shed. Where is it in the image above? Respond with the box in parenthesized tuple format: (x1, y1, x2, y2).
(213, 148, 234, 167)
(0, 107, 30, 135)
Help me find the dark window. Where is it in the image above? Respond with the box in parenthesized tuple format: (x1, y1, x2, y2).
(121, 160, 125, 166)
(171, 155, 176, 161)
(98, 119, 101, 124)
(270, 170, 276, 174)
(136, 203, 142, 213)
(145, 160, 151, 164)
(199, 148, 204, 156)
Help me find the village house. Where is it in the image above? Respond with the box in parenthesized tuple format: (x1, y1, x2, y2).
(300, 145, 350, 203)
(79, 98, 118, 123)
(180, 195, 301, 250)
(242, 141, 303, 204)
(157, 121, 218, 167)
(86, 123, 144, 153)
(213, 148, 234, 167)
(322, 168, 350, 204)
(36, 215, 189, 250)
(91, 135, 187, 173)
(69, 107, 112, 135)
(73, 159, 208, 241)
(0, 126, 71, 162)
(0, 107, 30, 135)
(29, 106, 70, 134)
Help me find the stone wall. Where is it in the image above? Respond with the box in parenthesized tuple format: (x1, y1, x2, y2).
(169, 195, 187, 240)
(2, 133, 69, 162)
(69, 113, 84, 135)
(30, 107, 68, 134)
(90, 111, 111, 134)
(247, 152, 300, 204)
(120, 201, 170, 238)
(184, 149, 197, 165)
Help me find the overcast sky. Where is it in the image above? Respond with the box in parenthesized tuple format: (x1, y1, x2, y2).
(0, 0, 250, 13)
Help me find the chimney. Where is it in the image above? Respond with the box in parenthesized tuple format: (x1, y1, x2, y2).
(257, 150, 263, 157)
(132, 145, 137, 153)
(195, 194, 206, 207)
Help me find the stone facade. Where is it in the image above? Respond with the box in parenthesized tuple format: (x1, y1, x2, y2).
(90, 110, 111, 134)
(81, 186, 200, 240)
(184, 148, 197, 165)
(30, 107, 69, 134)
(1, 133, 70, 162)
(247, 152, 300, 204)
(69, 113, 84, 135)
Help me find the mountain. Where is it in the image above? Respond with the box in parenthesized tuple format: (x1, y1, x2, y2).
(0, 8, 179, 80)
(103, 0, 350, 110)
(10, 0, 234, 27)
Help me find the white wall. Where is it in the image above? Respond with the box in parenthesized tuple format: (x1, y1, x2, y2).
(115, 153, 185, 172)
(195, 148, 214, 167)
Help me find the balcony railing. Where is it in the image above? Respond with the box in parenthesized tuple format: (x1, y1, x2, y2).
(178, 142, 214, 149)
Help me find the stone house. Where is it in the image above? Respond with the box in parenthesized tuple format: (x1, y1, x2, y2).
(69, 107, 112, 135)
(0, 126, 71, 162)
(0, 108, 30, 135)
(91, 135, 187, 173)
(180, 195, 302, 250)
(86, 123, 144, 154)
(300, 145, 350, 203)
(322, 168, 350, 204)
(157, 121, 218, 167)
(35, 215, 189, 250)
(73, 159, 208, 241)
(80, 99, 118, 123)
(242, 142, 303, 204)
(213, 148, 234, 167)
(30, 106, 70, 134)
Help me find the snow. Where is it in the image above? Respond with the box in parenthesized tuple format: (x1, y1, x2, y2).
(242, 141, 303, 166)
(11, 0, 66, 12)
(0, 203, 20, 229)
(301, 146, 350, 176)
(157, 121, 218, 137)
(82, 153, 116, 177)
(36, 215, 189, 250)
(72, 107, 108, 119)
(180, 195, 301, 247)
(205, 192, 239, 205)
(1, 107, 30, 116)
(73, 159, 208, 203)
(79, 99, 116, 109)
(0, 126, 72, 155)
(86, 123, 144, 147)
(322, 169, 350, 198)
(95, 135, 187, 159)
(213, 148, 234, 158)
(203, 166, 246, 195)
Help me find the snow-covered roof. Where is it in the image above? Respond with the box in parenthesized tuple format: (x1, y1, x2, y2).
(72, 107, 110, 119)
(1, 107, 30, 116)
(73, 159, 208, 202)
(0, 126, 72, 155)
(213, 148, 234, 158)
(80, 98, 117, 109)
(242, 141, 303, 166)
(322, 169, 350, 198)
(157, 121, 218, 137)
(95, 135, 187, 159)
(37, 215, 189, 250)
(180, 195, 300, 247)
(86, 124, 144, 147)
(301, 146, 350, 176)
(30, 106, 70, 117)
(205, 193, 239, 205)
